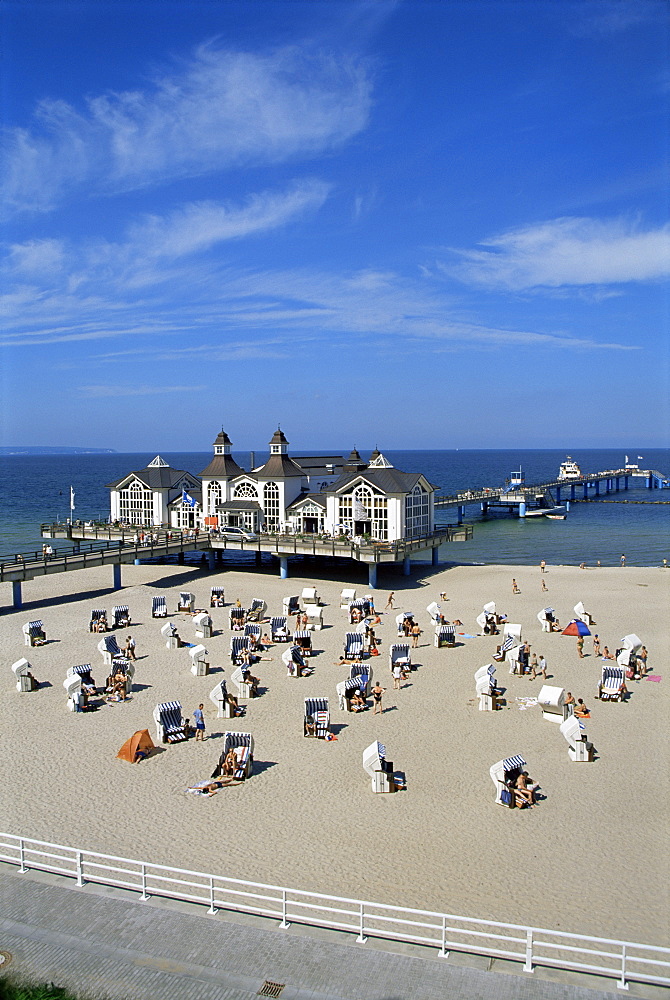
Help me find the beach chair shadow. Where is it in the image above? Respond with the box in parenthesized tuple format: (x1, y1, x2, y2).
(132, 682, 152, 692)
(330, 722, 348, 735)
(253, 759, 279, 775)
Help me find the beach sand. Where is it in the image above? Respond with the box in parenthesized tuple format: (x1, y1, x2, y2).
(1, 558, 668, 946)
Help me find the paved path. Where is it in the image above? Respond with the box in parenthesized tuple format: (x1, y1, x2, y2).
(0, 868, 652, 1000)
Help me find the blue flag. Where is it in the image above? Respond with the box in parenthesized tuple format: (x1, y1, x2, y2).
(182, 489, 197, 507)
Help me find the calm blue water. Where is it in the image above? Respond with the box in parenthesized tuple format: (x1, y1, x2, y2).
(1, 449, 668, 567)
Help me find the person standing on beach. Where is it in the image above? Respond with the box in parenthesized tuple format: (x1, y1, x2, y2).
(541, 578, 548, 592)
(620, 554, 626, 567)
(410, 622, 422, 648)
(372, 682, 385, 715)
(193, 703, 206, 741)
(592, 634, 601, 656)
(539, 560, 546, 574)
(512, 578, 520, 594)
(576, 636, 585, 659)
(125, 635, 136, 660)
(385, 592, 396, 610)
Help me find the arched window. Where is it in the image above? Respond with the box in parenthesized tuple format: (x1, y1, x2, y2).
(263, 481, 280, 530)
(207, 480, 222, 515)
(118, 479, 153, 525)
(234, 481, 258, 499)
(405, 483, 429, 538)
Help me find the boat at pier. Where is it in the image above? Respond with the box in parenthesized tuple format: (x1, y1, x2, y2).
(558, 457, 582, 480)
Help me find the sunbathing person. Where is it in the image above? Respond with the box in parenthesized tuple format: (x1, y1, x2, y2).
(227, 693, 243, 716)
(350, 689, 367, 712)
(240, 665, 260, 696)
(574, 698, 590, 718)
(514, 772, 535, 808)
(190, 778, 230, 797)
(222, 748, 239, 777)
(601, 647, 615, 660)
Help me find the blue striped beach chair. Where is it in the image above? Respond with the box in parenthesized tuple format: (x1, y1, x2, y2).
(270, 616, 288, 641)
(293, 629, 312, 655)
(282, 595, 300, 616)
(434, 624, 455, 647)
(349, 597, 371, 624)
(23, 620, 46, 646)
(230, 636, 250, 664)
(210, 586, 225, 607)
(362, 740, 395, 793)
(98, 634, 122, 665)
(598, 665, 626, 702)
(112, 606, 131, 628)
(344, 632, 364, 660)
(389, 644, 410, 674)
(89, 609, 108, 632)
(490, 755, 527, 807)
(336, 675, 363, 710)
(246, 599, 266, 622)
(178, 592, 195, 613)
(153, 701, 187, 744)
(304, 697, 329, 738)
(152, 596, 167, 618)
(244, 623, 262, 642)
(229, 607, 245, 630)
(220, 732, 254, 779)
(350, 661, 371, 696)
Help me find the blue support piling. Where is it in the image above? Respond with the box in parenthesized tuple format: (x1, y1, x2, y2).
(570, 484, 576, 500)
(279, 556, 288, 580)
(112, 564, 121, 590)
(583, 482, 588, 498)
(457, 505, 465, 525)
(207, 552, 216, 570)
(518, 501, 527, 518)
(432, 546, 440, 566)
(555, 487, 561, 503)
(12, 580, 22, 609)
(566, 501, 570, 511)
(595, 481, 600, 496)
(403, 556, 411, 576)
(624, 476, 629, 490)
(648, 475, 653, 489)
(368, 563, 378, 589)
(481, 502, 489, 515)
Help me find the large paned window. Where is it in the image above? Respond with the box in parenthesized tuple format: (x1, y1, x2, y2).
(405, 483, 429, 538)
(174, 499, 199, 529)
(118, 479, 154, 525)
(338, 485, 388, 540)
(263, 482, 280, 530)
(234, 481, 258, 499)
(207, 480, 222, 515)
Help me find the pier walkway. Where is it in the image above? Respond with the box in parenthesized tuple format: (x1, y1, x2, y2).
(435, 467, 669, 522)
(1, 523, 472, 609)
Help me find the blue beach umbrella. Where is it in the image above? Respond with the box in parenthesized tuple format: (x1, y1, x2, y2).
(562, 619, 591, 637)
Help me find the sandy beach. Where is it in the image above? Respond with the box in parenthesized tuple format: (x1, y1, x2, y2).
(1, 557, 668, 946)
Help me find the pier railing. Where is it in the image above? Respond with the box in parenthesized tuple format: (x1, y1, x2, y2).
(0, 833, 667, 992)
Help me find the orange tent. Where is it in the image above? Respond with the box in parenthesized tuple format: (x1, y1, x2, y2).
(117, 729, 156, 763)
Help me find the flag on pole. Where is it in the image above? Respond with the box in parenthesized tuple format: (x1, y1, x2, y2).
(70, 486, 75, 511)
(182, 489, 197, 507)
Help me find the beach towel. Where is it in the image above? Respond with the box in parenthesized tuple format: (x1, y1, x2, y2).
(647, 675, 662, 682)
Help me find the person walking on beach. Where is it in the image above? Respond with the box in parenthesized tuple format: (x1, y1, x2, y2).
(372, 682, 386, 715)
(512, 578, 520, 594)
(410, 622, 422, 648)
(193, 703, 206, 741)
(539, 560, 546, 574)
(592, 634, 601, 656)
(620, 553, 626, 567)
(385, 592, 396, 610)
(125, 635, 136, 660)
(576, 635, 585, 659)
(541, 578, 548, 592)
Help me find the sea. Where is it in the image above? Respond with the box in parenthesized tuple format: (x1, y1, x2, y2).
(1, 449, 668, 568)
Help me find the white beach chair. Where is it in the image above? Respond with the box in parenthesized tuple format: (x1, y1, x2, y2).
(434, 623, 455, 647)
(177, 592, 195, 613)
(98, 634, 122, 665)
(489, 755, 527, 808)
(189, 644, 209, 676)
(231, 664, 255, 699)
(537, 608, 557, 632)
(220, 732, 254, 780)
(574, 601, 595, 626)
(152, 596, 167, 618)
(305, 606, 324, 630)
(501, 624, 522, 673)
(246, 599, 267, 622)
(537, 685, 568, 722)
(426, 601, 442, 624)
(475, 664, 500, 711)
(363, 740, 396, 793)
(161, 622, 180, 649)
(301, 587, 320, 607)
(389, 644, 410, 676)
(23, 620, 47, 646)
(283, 595, 300, 616)
(153, 701, 187, 743)
(63, 674, 83, 713)
(598, 665, 626, 702)
(340, 588, 356, 609)
(560, 716, 594, 762)
(194, 612, 213, 638)
(304, 697, 329, 738)
(616, 634, 643, 673)
(337, 676, 362, 711)
(209, 678, 234, 719)
(104, 657, 134, 698)
(476, 602, 499, 634)
(12, 658, 37, 692)
(282, 644, 308, 677)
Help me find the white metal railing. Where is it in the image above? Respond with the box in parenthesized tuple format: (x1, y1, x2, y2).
(1, 833, 668, 991)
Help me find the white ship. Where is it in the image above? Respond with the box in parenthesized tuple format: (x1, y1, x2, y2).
(558, 456, 582, 481)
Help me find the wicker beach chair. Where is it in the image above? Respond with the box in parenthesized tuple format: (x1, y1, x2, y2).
(152, 596, 167, 618)
(560, 715, 594, 762)
(218, 732, 254, 780)
(598, 665, 626, 701)
(89, 609, 108, 632)
(363, 740, 396, 793)
(97, 634, 122, 665)
(304, 697, 329, 738)
(344, 632, 365, 660)
(177, 592, 195, 613)
(434, 624, 455, 647)
(210, 586, 225, 607)
(153, 701, 187, 743)
(489, 755, 527, 808)
(23, 620, 47, 646)
(246, 599, 267, 622)
(270, 616, 289, 641)
(112, 605, 131, 628)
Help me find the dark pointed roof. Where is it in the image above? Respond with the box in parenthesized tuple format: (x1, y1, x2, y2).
(213, 430, 232, 447)
(106, 460, 199, 491)
(369, 446, 381, 462)
(326, 468, 436, 495)
(269, 427, 289, 446)
(255, 454, 305, 479)
(344, 446, 367, 473)
(199, 454, 244, 477)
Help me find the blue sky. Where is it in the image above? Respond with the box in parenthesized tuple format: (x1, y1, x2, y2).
(2, 0, 668, 451)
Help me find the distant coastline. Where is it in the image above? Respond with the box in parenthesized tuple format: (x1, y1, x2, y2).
(0, 447, 117, 455)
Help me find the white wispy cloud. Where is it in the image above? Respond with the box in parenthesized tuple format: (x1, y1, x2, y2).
(80, 385, 201, 398)
(443, 217, 670, 291)
(1, 42, 371, 217)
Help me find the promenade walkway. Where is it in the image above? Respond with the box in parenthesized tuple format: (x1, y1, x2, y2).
(0, 867, 656, 1000)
